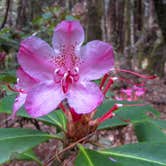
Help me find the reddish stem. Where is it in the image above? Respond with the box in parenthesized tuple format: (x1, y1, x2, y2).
(69, 107, 82, 122)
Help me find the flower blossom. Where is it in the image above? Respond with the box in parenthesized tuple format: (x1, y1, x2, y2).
(116, 85, 146, 101)
(14, 20, 114, 117)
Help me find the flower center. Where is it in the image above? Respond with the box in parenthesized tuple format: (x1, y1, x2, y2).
(54, 67, 79, 93)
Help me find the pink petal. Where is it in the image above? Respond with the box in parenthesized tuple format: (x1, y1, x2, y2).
(135, 89, 145, 96)
(16, 67, 38, 91)
(52, 20, 84, 50)
(79, 40, 114, 81)
(67, 82, 104, 114)
(133, 85, 145, 96)
(18, 36, 56, 81)
(25, 82, 65, 118)
(115, 96, 123, 101)
(12, 93, 27, 117)
(121, 89, 132, 96)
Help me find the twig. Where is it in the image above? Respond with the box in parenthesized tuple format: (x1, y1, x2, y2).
(44, 132, 96, 166)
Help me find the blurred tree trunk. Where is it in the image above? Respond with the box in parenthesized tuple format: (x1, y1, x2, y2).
(135, 0, 143, 31)
(116, 0, 125, 52)
(152, 0, 166, 76)
(102, 0, 110, 41)
(86, 0, 103, 41)
(7, 0, 14, 26)
(0, 0, 11, 29)
(16, 0, 42, 29)
(16, 0, 29, 29)
(123, 0, 132, 69)
(136, 0, 166, 77)
(108, 0, 117, 45)
(154, 0, 166, 42)
(105, 0, 124, 52)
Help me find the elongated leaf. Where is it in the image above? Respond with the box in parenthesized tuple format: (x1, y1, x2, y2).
(150, 119, 166, 129)
(0, 128, 57, 164)
(14, 149, 42, 165)
(95, 100, 159, 129)
(134, 121, 166, 142)
(0, 95, 66, 130)
(75, 143, 166, 166)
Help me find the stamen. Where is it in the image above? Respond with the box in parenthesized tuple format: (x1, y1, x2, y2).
(98, 104, 122, 124)
(74, 67, 79, 73)
(61, 73, 73, 93)
(103, 78, 114, 95)
(7, 84, 25, 93)
(54, 68, 64, 76)
(115, 69, 157, 79)
(100, 73, 109, 89)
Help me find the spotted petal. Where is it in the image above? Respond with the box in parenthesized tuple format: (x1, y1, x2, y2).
(25, 82, 65, 118)
(67, 82, 104, 114)
(12, 93, 27, 117)
(79, 40, 114, 81)
(18, 36, 56, 81)
(52, 20, 84, 50)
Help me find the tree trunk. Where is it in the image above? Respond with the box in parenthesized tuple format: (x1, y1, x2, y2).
(16, 0, 42, 29)
(86, 0, 103, 41)
(154, 0, 166, 42)
(148, 0, 166, 77)
(0, 0, 11, 29)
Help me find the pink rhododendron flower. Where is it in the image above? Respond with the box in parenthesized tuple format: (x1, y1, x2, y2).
(121, 88, 132, 96)
(16, 20, 114, 117)
(116, 85, 146, 101)
(133, 85, 146, 97)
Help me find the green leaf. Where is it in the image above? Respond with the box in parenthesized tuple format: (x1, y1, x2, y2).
(134, 121, 166, 142)
(0, 95, 66, 130)
(150, 119, 166, 129)
(14, 149, 42, 165)
(42, 12, 52, 19)
(75, 144, 121, 166)
(0, 128, 56, 164)
(95, 100, 159, 130)
(65, 15, 77, 20)
(75, 143, 166, 166)
(0, 73, 16, 83)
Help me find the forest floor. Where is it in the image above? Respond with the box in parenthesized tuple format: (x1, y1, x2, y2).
(2, 77, 166, 166)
